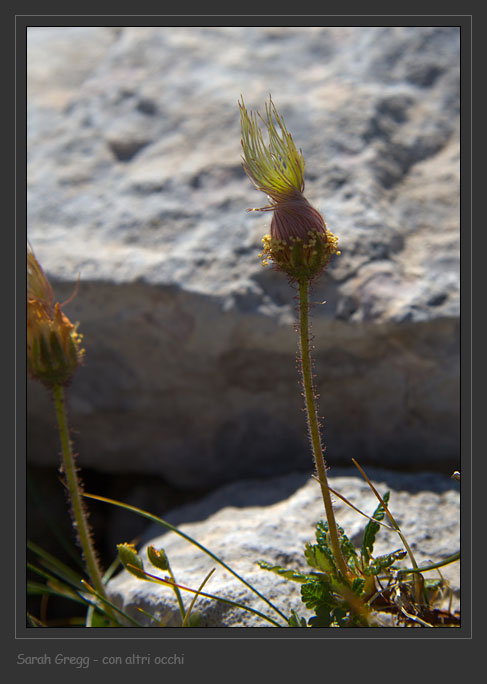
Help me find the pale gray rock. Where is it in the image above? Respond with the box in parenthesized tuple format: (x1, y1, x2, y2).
(27, 27, 460, 485)
(106, 469, 460, 627)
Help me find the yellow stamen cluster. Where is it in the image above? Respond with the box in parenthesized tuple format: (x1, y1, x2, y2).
(27, 243, 84, 387)
(260, 228, 340, 281)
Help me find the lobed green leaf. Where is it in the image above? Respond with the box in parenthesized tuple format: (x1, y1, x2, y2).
(361, 491, 390, 565)
(257, 560, 316, 583)
(304, 543, 336, 574)
(288, 610, 307, 627)
(365, 549, 407, 576)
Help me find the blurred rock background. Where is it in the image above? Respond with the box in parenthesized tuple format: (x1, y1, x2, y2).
(26, 26, 460, 624)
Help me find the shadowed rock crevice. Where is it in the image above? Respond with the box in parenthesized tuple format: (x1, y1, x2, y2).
(27, 278, 459, 488)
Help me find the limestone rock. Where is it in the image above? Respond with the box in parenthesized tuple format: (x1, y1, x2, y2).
(27, 27, 460, 485)
(106, 469, 460, 627)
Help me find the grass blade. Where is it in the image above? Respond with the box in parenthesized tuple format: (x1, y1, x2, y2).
(135, 606, 172, 627)
(27, 612, 46, 627)
(27, 579, 87, 605)
(182, 568, 215, 627)
(27, 540, 84, 586)
(352, 459, 423, 603)
(86, 554, 123, 626)
(311, 475, 394, 532)
(80, 579, 145, 627)
(396, 551, 460, 576)
(133, 566, 283, 627)
(85, 492, 287, 622)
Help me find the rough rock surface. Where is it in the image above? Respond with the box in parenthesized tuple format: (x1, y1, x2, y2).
(27, 27, 460, 486)
(106, 468, 460, 627)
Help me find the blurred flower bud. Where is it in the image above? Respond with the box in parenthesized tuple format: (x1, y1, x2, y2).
(116, 543, 146, 580)
(27, 243, 84, 387)
(186, 611, 201, 627)
(147, 545, 170, 571)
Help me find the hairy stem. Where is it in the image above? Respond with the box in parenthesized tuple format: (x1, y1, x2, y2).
(167, 564, 186, 623)
(52, 384, 111, 615)
(297, 278, 350, 579)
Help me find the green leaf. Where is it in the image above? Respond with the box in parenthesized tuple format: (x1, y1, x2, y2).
(258, 560, 316, 583)
(300, 573, 371, 627)
(351, 577, 366, 596)
(318, 521, 363, 578)
(316, 520, 359, 569)
(315, 519, 330, 547)
(301, 578, 336, 612)
(338, 531, 360, 571)
(332, 606, 349, 626)
(288, 610, 307, 627)
(361, 491, 390, 565)
(304, 542, 336, 574)
(366, 548, 407, 576)
(88, 611, 114, 627)
(308, 605, 334, 628)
